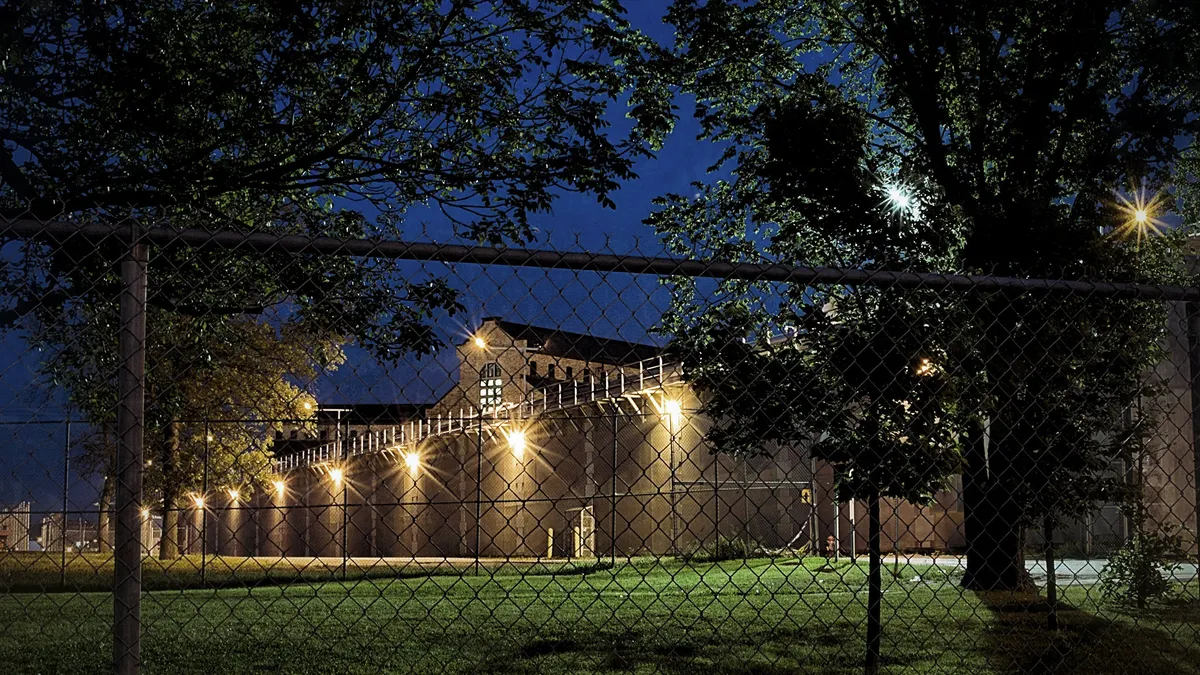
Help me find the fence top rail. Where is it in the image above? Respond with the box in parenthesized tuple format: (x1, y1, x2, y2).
(4, 218, 1199, 301)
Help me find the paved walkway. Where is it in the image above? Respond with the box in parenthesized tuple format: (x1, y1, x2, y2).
(887, 555, 1199, 586)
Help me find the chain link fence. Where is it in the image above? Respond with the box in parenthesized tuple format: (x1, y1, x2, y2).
(0, 213, 1198, 674)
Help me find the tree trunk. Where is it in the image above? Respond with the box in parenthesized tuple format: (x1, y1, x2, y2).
(1044, 514, 1057, 630)
(865, 492, 882, 675)
(158, 421, 181, 559)
(962, 421, 1030, 590)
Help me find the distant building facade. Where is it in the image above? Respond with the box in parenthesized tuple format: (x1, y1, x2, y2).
(0, 501, 31, 551)
(197, 318, 965, 560)
(40, 514, 100, 553)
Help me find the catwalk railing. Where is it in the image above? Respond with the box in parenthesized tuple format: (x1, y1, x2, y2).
(276, 355, 681, 471)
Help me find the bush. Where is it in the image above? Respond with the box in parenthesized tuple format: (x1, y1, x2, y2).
(677, 535, 759, 563)
(1098, 526, 1187, 609)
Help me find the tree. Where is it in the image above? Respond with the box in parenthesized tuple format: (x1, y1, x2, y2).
(652, 0, 1199, 592)
(0, 0, 671, 526)
(654, 91, 968, 672)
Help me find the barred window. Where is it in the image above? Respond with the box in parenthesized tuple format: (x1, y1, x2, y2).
(480, 362, 503, 410)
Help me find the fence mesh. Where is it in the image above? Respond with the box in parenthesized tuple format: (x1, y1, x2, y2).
(1, 213, 1198, 675)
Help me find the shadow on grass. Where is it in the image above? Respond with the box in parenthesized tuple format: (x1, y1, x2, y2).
(973, 590, 1200, 675)
(477, 622, 890, 675)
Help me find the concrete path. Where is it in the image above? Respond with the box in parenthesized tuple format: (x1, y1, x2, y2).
(888, 554, 1199, 586)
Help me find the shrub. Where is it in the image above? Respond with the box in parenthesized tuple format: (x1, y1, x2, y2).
(678, 535, 759, 563)
(1098, 526, 1187, 609)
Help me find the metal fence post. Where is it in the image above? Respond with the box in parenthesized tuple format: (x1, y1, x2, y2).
(114, 238, 147, 675)
(60, 417, 71, 589)
(474, 407, 483, 575)
(1187, 301, 1200, 561)
(611, 402, 618, 565)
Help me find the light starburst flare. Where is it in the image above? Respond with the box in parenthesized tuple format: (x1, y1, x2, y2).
(880, 181, 919, 219)
(1113, 186, 1167, 249)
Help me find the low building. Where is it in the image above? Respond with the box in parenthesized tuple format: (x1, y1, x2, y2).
(39, 514, 99, 553)
(0, 501, 32, 551)
(241, 318, 964, 560)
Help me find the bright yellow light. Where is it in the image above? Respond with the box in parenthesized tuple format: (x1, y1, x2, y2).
(915, 357, 937, 377)
(507, 430, 527, 461)
(662, 398, 683, 427)
(404, 452, 421, 473)
(273, 480, 286, 496)
(228, 489, 240, 502)
(303, 401, 313, 411)
(1114, 185, 1167, 249)
(193, 496, 205, 509)
(141, 508, 151, 519)
(473, 336, 487, 349)
(206, 434, 213, 442)
(329, 468, 344, 486)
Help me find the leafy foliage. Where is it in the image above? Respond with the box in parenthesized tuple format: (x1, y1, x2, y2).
(1099, 525, 1188, 609)
(0, 1, 671, 512)
(650, 0, 1198, 591)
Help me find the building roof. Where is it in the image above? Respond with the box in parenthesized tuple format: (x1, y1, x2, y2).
(316, 403, 429, 426)
(483, 318, 662, 366)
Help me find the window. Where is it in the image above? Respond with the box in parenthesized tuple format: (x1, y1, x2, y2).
(547, 364, 556, 379)
(566, 366, 573, 379)
(319, 429, 328, 441)
(275, 430, 284, 441)
(289, 429, 298, 440)
(528, 361, 538, 377)
(480, 361, 503, 410)
(350, 429, 358, 439)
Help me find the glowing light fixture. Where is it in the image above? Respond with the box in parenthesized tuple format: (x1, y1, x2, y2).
(507, 430, 527, 461)
(141, 508, 151, 519)
(915, 357, 937, 377)
(473, 336, 487, 349)
(303, 401, 313, 411)
(329, 468, 344, 486)
(193, 496, 205, 509)
(228, 489, 240, 502)
(273, 480, 286, 497)
(662, 398, 684, 428)
(404, 451, 421, 474)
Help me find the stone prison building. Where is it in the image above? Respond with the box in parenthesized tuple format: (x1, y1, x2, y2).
(174, 312, 1197, 561)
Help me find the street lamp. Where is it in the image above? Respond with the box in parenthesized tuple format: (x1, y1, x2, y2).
(507, 429, 527, 462)
(473, 336, 487, 350)
(329, 468, 344, 487)
(660, 397, 683, 555)
(404, 451, 421, 474)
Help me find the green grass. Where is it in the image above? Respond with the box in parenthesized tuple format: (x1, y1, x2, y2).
(1, 556, 1197, 674)
(0, 552, 612, 593)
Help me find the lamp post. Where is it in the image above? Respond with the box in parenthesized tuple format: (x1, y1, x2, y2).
(663, 398, 682, 556)
(318, 406, 352, 576)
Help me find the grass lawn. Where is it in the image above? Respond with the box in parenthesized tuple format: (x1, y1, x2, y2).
(1, 552, 610, 593)
(1, 556, 1197, 674)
